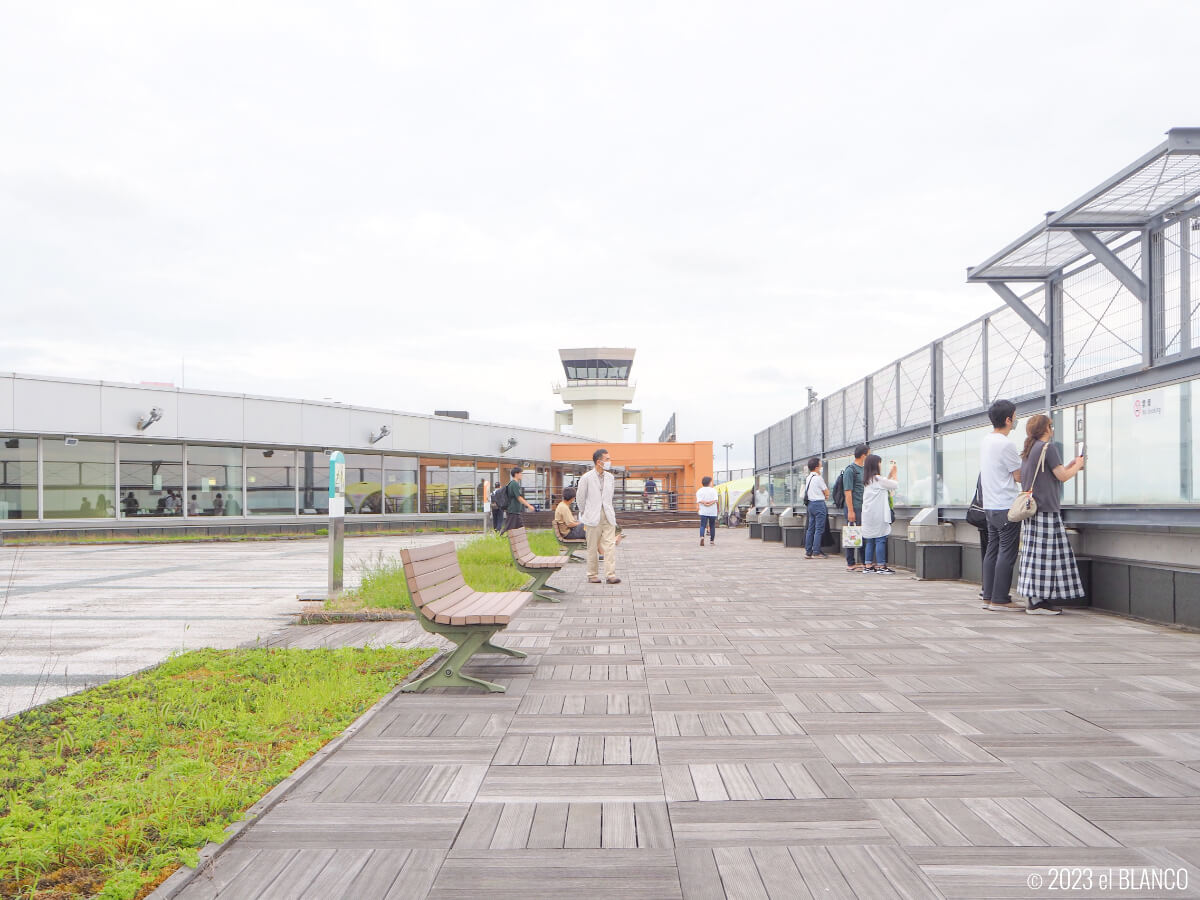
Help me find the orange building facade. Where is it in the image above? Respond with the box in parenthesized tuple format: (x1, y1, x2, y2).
(550, 441, 714, 512)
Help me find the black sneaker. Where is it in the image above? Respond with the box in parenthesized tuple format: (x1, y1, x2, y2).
(1026, 602, 1063, 615)
(876, 567, 895, 575)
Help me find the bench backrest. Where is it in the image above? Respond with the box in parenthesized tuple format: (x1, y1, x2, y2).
(506, 526, 536, 565)
(400, 541, 467, 614)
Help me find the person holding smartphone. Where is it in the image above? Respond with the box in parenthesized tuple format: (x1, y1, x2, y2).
(1015, 414, 1086, 615)
(860, 454, 898, 574)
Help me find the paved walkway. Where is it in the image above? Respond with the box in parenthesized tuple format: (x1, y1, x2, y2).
(176, 529, 1200, 898)
(0, 535, 465, 716)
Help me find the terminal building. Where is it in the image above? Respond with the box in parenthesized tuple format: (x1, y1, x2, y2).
(0, 372, 597, 534)
(753, 127, 1200, 629)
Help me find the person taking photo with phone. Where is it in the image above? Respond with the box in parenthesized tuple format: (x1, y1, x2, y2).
(860, 454, 898, 574)
(1015, 414, 1086, 615)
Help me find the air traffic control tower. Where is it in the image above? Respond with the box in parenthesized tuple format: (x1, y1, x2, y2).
(552, 348, 642, 443)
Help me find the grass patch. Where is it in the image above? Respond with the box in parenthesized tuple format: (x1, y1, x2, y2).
(328, 530, 564, 612)
(0, 645, 436, 900)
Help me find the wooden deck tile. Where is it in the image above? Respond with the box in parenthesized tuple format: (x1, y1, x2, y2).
(171, 531, 1200, 899)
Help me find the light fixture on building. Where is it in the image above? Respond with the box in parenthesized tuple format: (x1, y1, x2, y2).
(64, 437, 79, 447)
(4, 438, 17, 449)
(262, 449, 275, 458)
(369, 425, 392, 444)
(500, 437, 518, 453)
(137, 407, 164, 431)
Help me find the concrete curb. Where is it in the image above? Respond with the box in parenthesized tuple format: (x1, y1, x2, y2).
(146, 649, 447, 899)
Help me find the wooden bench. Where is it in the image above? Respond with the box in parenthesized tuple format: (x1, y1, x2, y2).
(399, 541, 530, 693)
(506, 526, 571, 601)
(555, 532, 587, 562)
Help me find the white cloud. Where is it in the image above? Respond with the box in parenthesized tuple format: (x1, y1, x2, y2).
(1, 0, 1197, 468)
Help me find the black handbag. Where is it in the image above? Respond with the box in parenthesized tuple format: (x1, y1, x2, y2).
(966, 475, 987, 529)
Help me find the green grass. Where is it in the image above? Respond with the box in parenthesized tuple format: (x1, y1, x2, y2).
(0, 646, 436, 900)
(329, 530, 564, 612)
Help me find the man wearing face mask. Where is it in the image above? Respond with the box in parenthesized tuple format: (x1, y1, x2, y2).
(576, 447, 621, 584)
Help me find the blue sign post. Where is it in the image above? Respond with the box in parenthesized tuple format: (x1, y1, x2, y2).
(328, 451, 346, 595)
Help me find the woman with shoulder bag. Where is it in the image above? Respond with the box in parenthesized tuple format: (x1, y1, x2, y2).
(860, 454, 899, 574)
(1015, 414, 1085, 615)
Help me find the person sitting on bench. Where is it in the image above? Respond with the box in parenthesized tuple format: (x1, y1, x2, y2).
(554, 487, 585, 541)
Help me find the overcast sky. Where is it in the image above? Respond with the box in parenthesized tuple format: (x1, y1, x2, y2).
(2, 2, 1197, 467)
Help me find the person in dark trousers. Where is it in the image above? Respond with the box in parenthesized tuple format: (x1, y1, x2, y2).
(968, 475, 989, 599)
(502, 467, 535, 532)
(695, 475, 718, 546)
(979, 399, 1023, 611)
(554, 487, 585, 540)
(842, 444, 869, 572)
(489, 480, 507, 531)
(803, 457, 830, 559)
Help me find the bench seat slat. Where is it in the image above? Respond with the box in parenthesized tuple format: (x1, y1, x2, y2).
(422, 584, 476, 617)
(408, 561, 463, 592)
(407, 554, 460, 579)
(433, 590, 530, 625)
(411, 574, 466, 608)
(402, 542, 457, 564)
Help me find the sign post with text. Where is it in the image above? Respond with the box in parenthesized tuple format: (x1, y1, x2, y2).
(328, 451, 346, 595)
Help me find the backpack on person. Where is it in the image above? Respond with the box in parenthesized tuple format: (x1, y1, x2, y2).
(490, 485, 508, 511)
(831, 471, 846, 510)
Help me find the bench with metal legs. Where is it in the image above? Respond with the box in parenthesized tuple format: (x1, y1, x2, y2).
(399, 542, 531, 693)
(506, 527, 572, 603)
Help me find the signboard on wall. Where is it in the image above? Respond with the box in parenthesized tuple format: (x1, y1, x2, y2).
(1131, 390, 1165, 422)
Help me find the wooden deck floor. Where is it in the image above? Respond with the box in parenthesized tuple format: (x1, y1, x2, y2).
(176, 530, 1200, 899)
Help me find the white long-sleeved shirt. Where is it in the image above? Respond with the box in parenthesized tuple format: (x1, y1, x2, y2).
(575, 468, 617, 527)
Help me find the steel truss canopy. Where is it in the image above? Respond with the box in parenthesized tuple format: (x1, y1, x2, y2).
(968, 127, 1200, 283)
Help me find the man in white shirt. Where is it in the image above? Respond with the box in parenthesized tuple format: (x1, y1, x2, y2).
(575, 447, 620, 584)
(696, 475, 719, 546)
(979, 399, 1023, 611)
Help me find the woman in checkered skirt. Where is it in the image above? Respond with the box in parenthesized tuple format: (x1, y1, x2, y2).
(1016, 414, 1086, 615)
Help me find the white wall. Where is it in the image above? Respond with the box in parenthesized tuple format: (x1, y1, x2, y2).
(0, 372, 592, 457)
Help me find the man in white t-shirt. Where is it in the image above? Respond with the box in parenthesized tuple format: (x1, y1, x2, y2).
(696, 476, 719, 546)
(979, 399, 1023, 611)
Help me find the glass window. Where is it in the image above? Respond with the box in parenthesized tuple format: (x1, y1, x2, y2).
(420, 457, 448, 513)
(449, 458, 476, 513)
(0, 436, 39, 519)
(298, 450, 329, 515)
(344, 453, 382, 514)
(384, 455, 418, 514)
(246, 448, 296, 515)
(44, 439, 115, 519)
(187, 445, 243, 516)
(477, 465, 499, 509)
(873, 439, 933, 506)
(119, 442, 183, 518)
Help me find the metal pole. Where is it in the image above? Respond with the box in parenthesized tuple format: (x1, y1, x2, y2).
(328, 451, 346, 596)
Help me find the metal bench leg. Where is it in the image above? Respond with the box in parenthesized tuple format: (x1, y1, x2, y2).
(480, 640, 527, 658)
(402, 630, 505, 693)
(525, 568, 565, 603)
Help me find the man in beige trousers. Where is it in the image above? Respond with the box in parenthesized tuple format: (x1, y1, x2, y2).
(575, 447, 621, 584)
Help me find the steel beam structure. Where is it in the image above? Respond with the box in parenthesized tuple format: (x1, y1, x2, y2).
(988, 282, 1049, 339)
